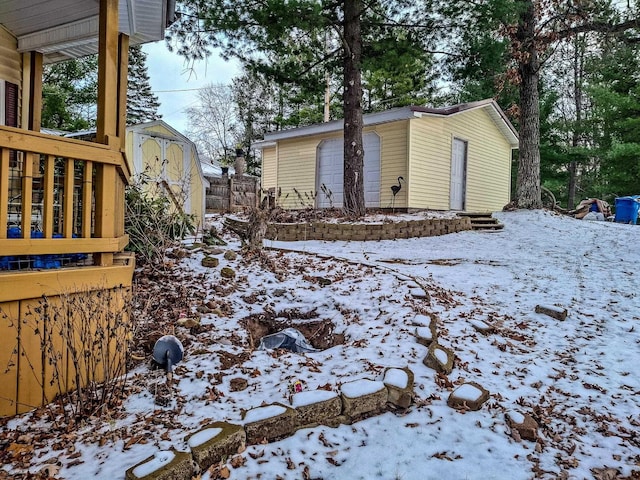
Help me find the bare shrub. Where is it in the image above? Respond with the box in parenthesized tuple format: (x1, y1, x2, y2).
(14, 286, 133, 422)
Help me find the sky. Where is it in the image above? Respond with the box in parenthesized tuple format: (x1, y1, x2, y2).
(143, 41, 240, 135)
(3, 209, 639, 480)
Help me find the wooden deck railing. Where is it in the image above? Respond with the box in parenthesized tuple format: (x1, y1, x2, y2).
(0, 126, 128, 265)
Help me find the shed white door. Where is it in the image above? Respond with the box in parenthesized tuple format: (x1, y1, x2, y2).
(316, 133, 381, 208)
(449, 138, 467, 210)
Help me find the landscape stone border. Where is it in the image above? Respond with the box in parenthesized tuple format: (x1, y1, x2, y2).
(265, 217, 471, 242)
(125, 367, 416, 479)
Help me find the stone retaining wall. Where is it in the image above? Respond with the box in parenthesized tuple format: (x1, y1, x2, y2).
(265, 217, 472, 242)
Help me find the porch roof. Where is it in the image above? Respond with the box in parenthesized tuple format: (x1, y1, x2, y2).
(0, 0, 175, 64)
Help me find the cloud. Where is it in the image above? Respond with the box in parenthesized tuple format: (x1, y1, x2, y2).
(142, 41, 240, 134)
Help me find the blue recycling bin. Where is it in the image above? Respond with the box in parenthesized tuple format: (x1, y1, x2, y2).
(614, 196, 640, 224)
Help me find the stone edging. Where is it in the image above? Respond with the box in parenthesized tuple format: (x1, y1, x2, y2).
(125, 367, 415, 480)
(265, 217, 471, 241)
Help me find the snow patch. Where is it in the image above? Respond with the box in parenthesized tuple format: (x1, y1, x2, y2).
(243, 405, 286, 423)
(187, 427, 223, 448)
(507, 411, 525, 425)
(341, 379, 384, 398)
(384, 369, 408, 389)
(132, 451, 175, 478)
(434, 347, 449, 365)
(452, 384, 483, 402)
(292, 390, 338, 408)
(415, 326, 433, 340)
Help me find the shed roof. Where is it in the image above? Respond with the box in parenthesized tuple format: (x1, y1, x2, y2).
(0, 0, 174, 64)
(256, 99, 518, 149)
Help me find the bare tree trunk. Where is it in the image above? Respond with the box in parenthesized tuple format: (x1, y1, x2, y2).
(516, 0, 543, 209)
(568, 35, 585, 210)
(343, 0, 365, 218)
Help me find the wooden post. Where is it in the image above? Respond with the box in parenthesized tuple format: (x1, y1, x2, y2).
(42, 155, 54, 238)
(94, 164, 116, 266)
(117, 33, 130, 152)
(63, 160, 75, 238)
(82, 161, 93, 238)
(28, 52, 43, 132)
(0, 149, 8, 239)
(96, 0, 119, 146)
(21, 154, 33, 237)
(95, 0, 120, 266)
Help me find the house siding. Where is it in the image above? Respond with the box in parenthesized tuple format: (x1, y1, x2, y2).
(276, 122, 408, 209)
(445, 108, 512, 211)
(371, 121, 408, 209)
(408, 116, 450, 210)
(0, 27, 21, 86)
(267, 104, 513, 212)
(276, 133, 337, 209)
(261, 146, 277, 191)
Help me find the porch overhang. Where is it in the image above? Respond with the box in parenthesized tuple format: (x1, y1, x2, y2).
(0, 0, 174, 64)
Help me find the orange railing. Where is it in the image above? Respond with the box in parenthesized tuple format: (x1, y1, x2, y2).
(0, 126, 128, 262)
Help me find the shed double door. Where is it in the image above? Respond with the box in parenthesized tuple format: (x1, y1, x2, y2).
(316, 133, 381, 208)
(133, 133, 192, 213)
(449, 138, 467, 211)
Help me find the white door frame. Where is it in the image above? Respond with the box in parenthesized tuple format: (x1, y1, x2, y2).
(449, 137, 467, 210)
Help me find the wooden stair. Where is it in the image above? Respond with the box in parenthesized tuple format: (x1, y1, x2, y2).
(456, 212, 504, 231)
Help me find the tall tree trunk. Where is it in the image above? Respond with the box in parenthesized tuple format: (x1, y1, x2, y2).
(568, 35, 585, 210)
(516, 0, 542, 209)
(343, 0, 365, 217)
(567, 161, 577, 208)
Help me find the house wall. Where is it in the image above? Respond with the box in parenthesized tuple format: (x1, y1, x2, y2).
(276, 133, 334, 209)
(376, 121, 408, 209)
(274, 121, 409, 209)
(261, 146, 277, 192)
(408, 116, 450, 210)
(0, 26, 21, 86)
(445, 108, 512, 211)
(409, 108, 512, 211)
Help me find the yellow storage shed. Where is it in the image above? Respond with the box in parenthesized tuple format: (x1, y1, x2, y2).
(126, 120, 209, 229)
(256, 99, 518, 212)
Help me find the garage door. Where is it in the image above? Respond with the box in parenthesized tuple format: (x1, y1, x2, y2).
(316, 133, 380, 208)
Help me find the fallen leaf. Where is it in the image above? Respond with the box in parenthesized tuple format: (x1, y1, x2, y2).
(249, 450, 265, 460)
(230, 455, 246, 468)
(39, 464, 60, 476)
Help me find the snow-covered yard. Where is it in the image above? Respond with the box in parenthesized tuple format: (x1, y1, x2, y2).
(2, 210, 639, 480)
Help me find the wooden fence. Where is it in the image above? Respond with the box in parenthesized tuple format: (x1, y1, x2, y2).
(206, 175, 259, 212)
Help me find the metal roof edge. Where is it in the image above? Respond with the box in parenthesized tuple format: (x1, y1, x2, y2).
(262, 106, 416, 142)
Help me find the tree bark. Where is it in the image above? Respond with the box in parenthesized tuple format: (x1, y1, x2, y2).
(342, 0, 365, 217)
(568, 36, 584, 210)
(516, 0, 542, 209)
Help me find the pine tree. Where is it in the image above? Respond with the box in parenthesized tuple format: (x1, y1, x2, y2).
(167, 1, 427, 217)
(127, 45, 161, 125)
(42, 56, 98, 131)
